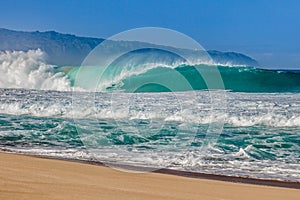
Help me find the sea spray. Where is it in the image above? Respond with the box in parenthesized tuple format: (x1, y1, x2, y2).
(0, 49, 71, 91)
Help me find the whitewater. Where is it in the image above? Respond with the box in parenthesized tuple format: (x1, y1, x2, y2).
(0, 49, 71, 91)
(0, 49, 299, 182)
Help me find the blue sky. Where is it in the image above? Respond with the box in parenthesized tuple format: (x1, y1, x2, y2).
(1, 0, 300, 69)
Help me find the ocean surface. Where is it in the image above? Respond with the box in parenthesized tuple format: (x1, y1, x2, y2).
(0, 49, 299, 182)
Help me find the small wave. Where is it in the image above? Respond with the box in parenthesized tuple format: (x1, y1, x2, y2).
(235, 148, 250, 158)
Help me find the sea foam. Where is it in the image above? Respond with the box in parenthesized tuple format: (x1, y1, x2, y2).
(0, 49, 71, 91)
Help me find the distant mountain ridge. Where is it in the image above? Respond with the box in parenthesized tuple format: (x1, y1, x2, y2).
(0, 28, 259, 66)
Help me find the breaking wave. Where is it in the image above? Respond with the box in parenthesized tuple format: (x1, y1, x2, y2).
(0, 49, 71, 91)
(1, 49, 300, 93)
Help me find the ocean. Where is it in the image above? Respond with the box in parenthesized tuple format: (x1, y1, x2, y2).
(0, 49, 299, 182)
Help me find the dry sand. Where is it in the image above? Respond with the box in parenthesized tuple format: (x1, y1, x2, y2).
(0, 152, 299, 200)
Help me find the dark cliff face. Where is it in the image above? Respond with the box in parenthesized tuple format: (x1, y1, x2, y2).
(0, 28, 258, 67)
(0, 28, 104, 66)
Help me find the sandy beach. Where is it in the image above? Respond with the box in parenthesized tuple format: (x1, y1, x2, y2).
(0, 152, 299, 200)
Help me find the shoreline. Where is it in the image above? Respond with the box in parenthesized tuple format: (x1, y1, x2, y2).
(1, 152, 299, 200)
(2, 151, 300, 189)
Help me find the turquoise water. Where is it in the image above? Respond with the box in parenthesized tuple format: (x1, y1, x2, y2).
(0, 89, 299, 181)
(0, 49, 299, 181)
(64, 64, 300, 93)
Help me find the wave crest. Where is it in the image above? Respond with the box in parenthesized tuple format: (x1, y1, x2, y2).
(0, 49, 71, 91)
